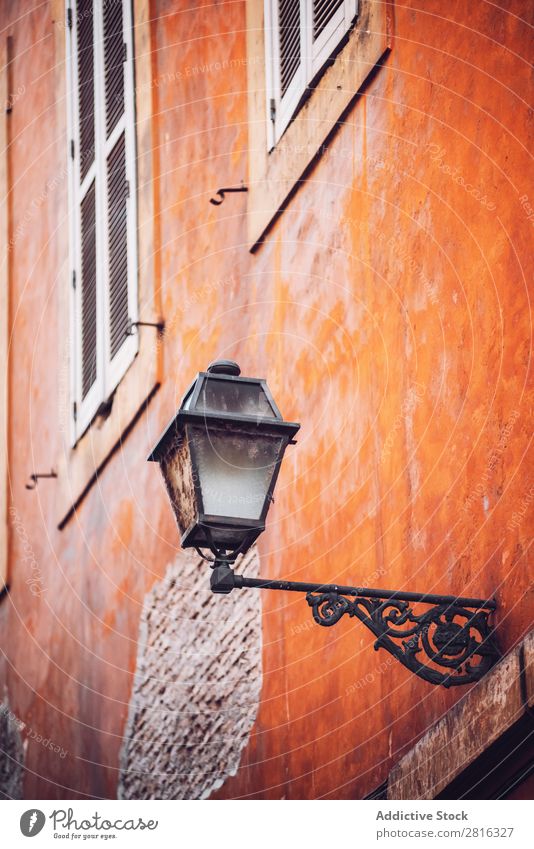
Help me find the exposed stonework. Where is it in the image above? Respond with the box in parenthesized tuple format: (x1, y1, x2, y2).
(119, 548, 262, 799)
(387, 634, 533, 800)
(0, 696, 25, 799)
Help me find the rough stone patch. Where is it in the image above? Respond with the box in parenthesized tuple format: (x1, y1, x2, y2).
(119, 549, 262, 799)
(0, 696, 25, 799)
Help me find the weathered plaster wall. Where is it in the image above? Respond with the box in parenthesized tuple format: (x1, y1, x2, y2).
(0, 0, 531, 800)
(119, 548, 262, 799)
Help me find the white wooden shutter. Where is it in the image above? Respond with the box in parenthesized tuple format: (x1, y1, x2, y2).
(68, 0, 104, 437)
(266, 0, 307, 146)
(100, 0, 138, 397)
(79, 183, 98, 402)
(265, 0, 358, 146)
(67, 0, 137, 441)
(310, 1, 358, 77)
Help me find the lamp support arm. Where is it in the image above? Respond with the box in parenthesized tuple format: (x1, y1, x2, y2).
(210, 563, 500, 688)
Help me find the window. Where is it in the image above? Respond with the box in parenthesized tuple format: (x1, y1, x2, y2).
(66, 0, 138, 441)
(265, 0, 358, 146)
(247, 0, 389, 245)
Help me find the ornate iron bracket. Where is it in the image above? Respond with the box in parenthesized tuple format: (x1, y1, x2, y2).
(306, 592, 499, 687)
(210, 564, 500, 688)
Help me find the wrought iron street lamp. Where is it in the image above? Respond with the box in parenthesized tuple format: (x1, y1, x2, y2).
(149, 361, 500, 688)
(148, 359, 300, 555)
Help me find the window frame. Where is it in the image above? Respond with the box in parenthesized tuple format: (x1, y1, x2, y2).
(265, 0, 358, 148)
(56, 0, 162, 531)
(246, 0, 391, 247)
(66, 0, 139, 444)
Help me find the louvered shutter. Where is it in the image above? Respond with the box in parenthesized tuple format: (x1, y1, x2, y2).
(107, 134, 129, 361)
(310, 0, 358, 77)
(266, 0, 307, 146)
(67, 0, 137, 440)
(77, 0, 95, 182)
(266, 1, 358, 146)
(101, 0, 138, 396)
(68, 0, 105, 437)
(279, 0, 302, 96)
(103, 0, 125, 138)
(312, 0, 344, 38)
(80, 183, 98, 400)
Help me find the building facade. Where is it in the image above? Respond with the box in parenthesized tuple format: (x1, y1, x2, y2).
(0, 0, 533, 799)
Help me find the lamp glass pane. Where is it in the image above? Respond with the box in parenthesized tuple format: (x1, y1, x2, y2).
(190, 426, 285, 521)
(194, 379, 277, 419)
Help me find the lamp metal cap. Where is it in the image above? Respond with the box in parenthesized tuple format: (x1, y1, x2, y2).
(207, 360, 241, 376)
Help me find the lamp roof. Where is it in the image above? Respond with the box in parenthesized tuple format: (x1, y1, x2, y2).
(148, 363, 300, 462)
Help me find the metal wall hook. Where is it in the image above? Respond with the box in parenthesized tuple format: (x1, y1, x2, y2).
(209, 184, 248, 206)
(126, 319, 165, 336)
(26, 470, 57, 490)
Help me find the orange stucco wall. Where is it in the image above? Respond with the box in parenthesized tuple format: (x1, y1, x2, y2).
(0, 0, 532, 799)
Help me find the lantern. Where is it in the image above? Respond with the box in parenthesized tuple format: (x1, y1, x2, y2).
(148, 360, 300, 559)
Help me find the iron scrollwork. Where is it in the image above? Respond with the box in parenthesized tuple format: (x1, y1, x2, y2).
(210, 564, 500, 687)
(306, 592, 500, 687)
